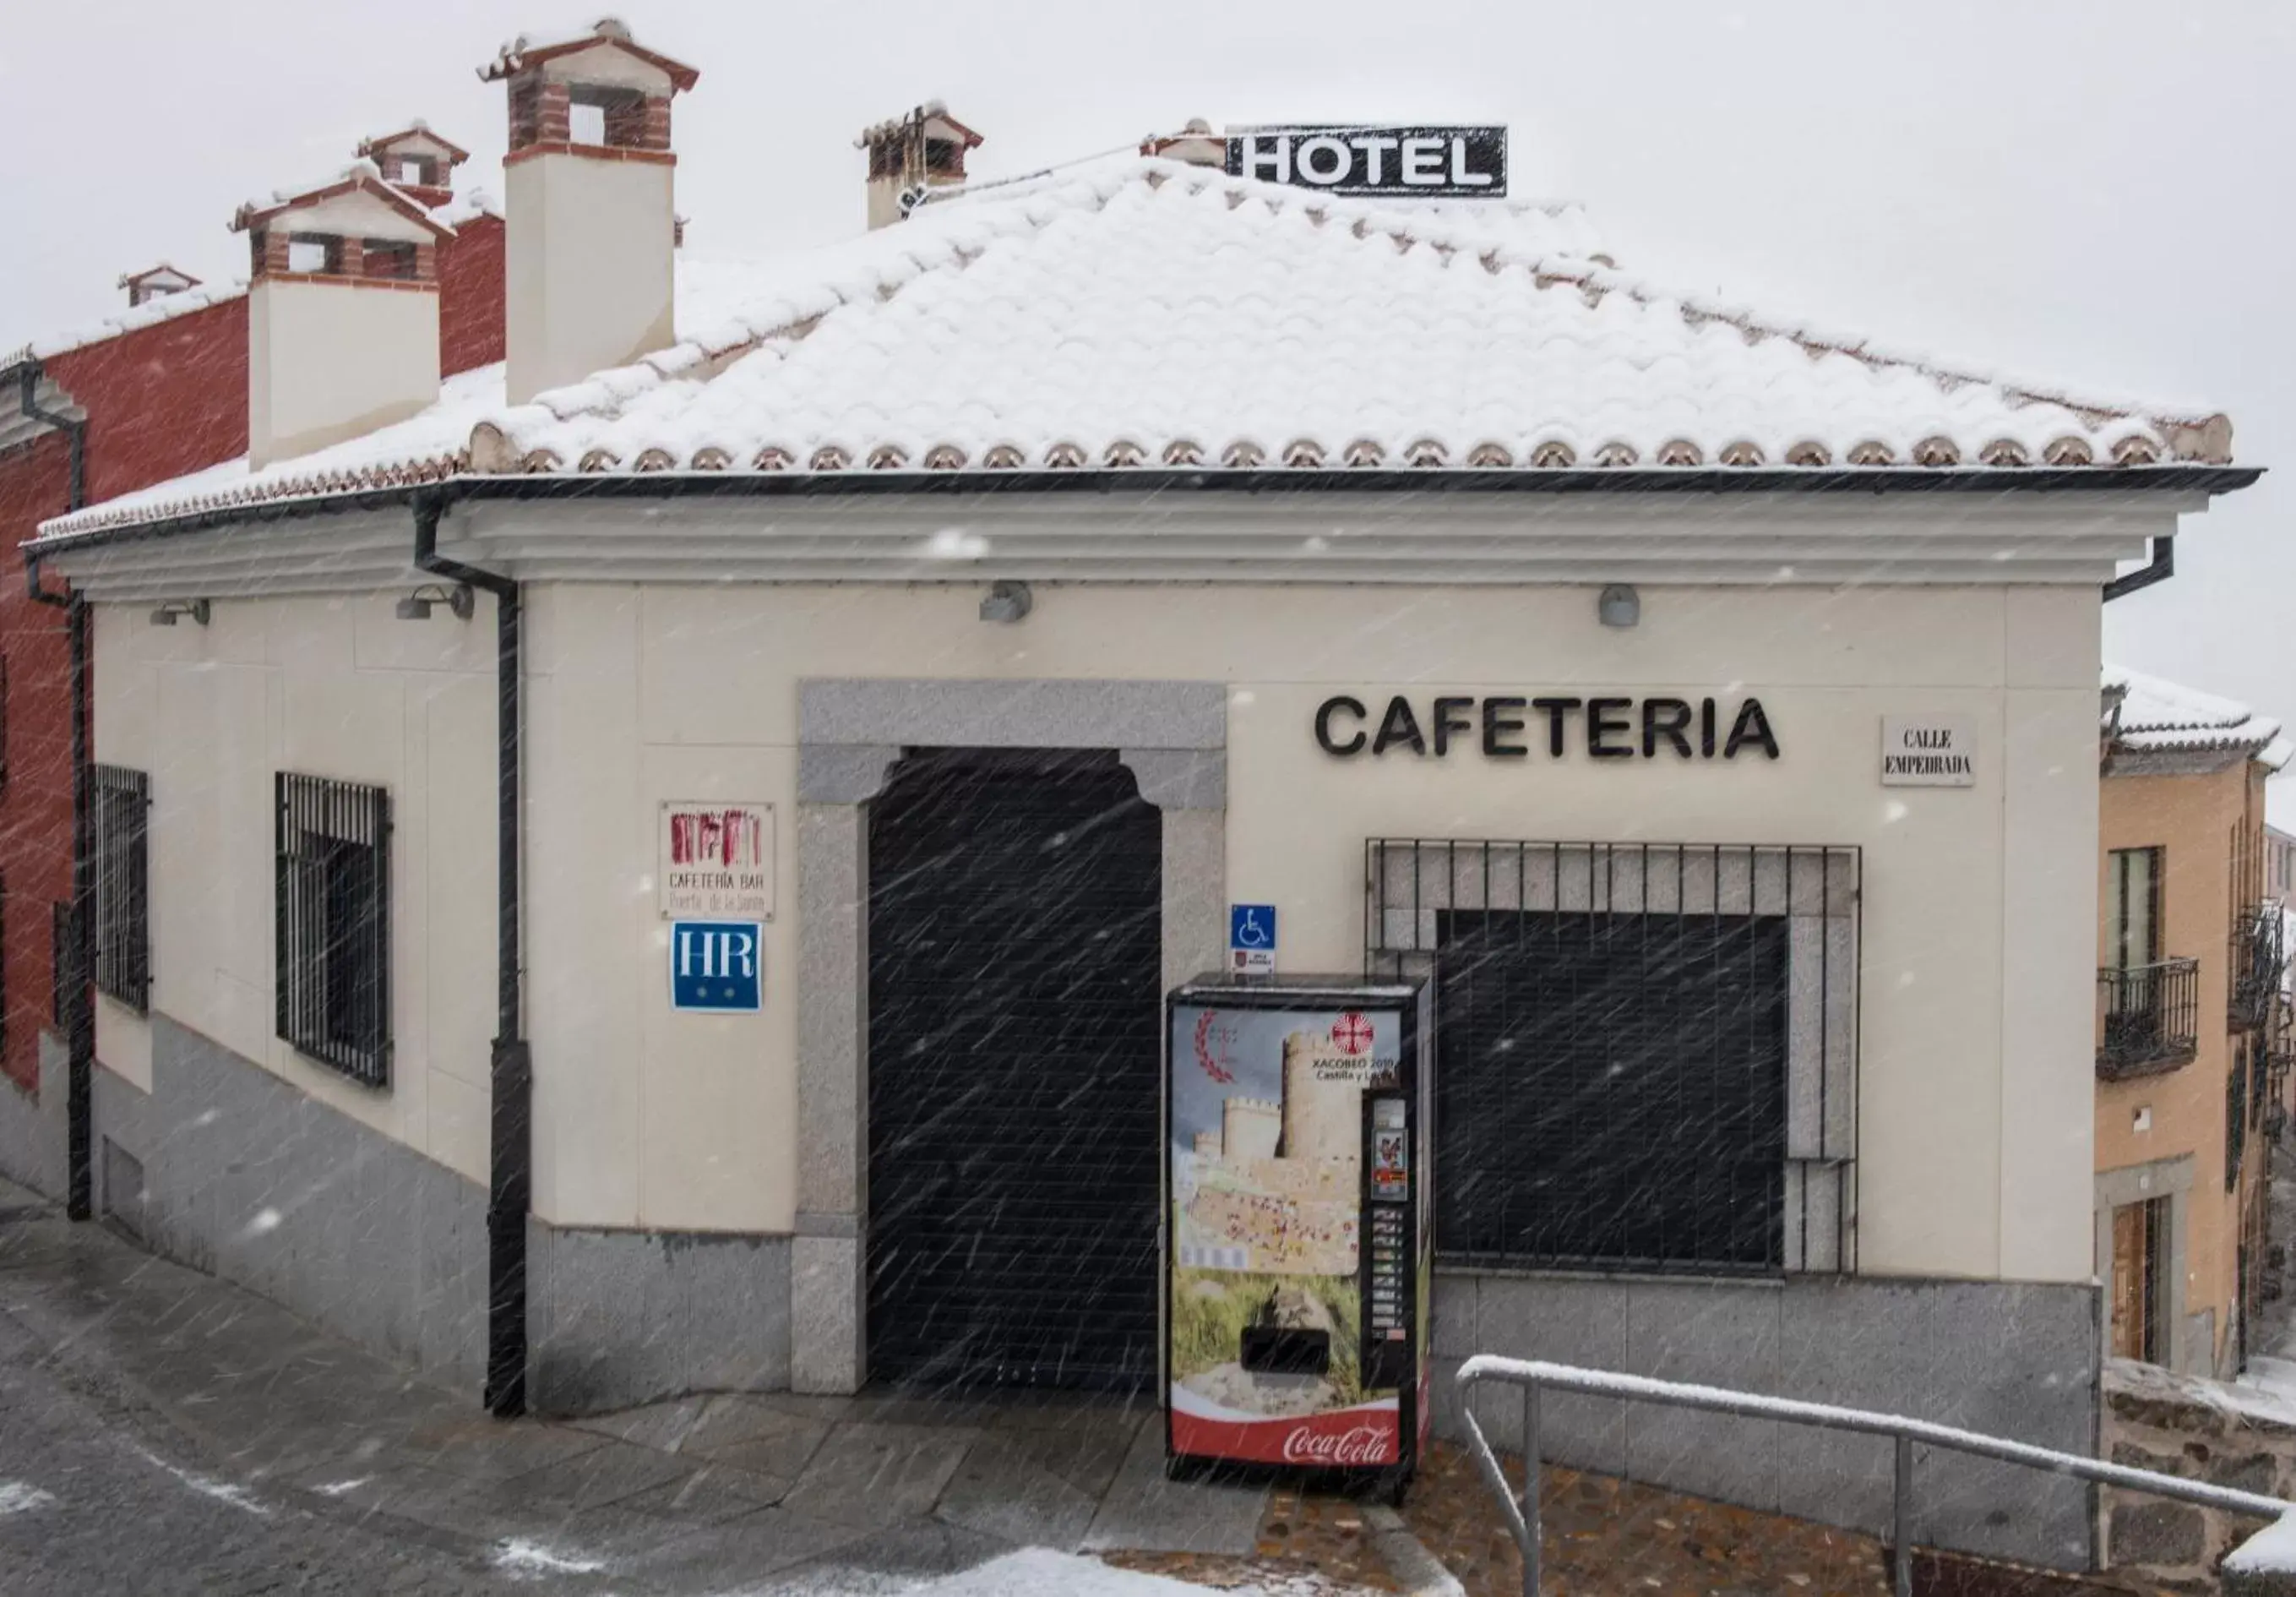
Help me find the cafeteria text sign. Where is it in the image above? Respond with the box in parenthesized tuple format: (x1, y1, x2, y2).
(659, 802, 775, 920)
(1226, 126, 1507, 198)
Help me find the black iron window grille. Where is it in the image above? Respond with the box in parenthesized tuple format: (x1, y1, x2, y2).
(275, 773, 391, 1087)
(91, 765, 150, 1013)
(2230, 902, 2285, 1033)
(2097, 958, 2201, 1078)
(1366, 840, 1859, 1277)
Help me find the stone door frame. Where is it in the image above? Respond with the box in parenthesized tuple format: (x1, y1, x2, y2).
(788, 678, 1227, 1391)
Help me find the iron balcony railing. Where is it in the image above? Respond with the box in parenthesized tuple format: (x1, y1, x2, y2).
(2232, 903, 2288, 1032)
(1455, 1356, 2292, 1597)
(2097, 957, 2200, 1078)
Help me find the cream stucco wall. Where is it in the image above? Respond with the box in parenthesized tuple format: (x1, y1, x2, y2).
(91, 595, 501, 1187)
(248, 278, 441, 467)
(504, 154, 674, 405)
(509, 580, 2100, 1283)
(90, 575, 2104, 1284)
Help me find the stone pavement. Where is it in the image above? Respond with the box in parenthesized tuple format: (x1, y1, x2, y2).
(0, 1173, 1298, 1594)
(0, 1174, 2146, 1595)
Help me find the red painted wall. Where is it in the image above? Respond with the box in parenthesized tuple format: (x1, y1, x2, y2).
(0, 210, 506, 1093)
(441, 214, 507, 376)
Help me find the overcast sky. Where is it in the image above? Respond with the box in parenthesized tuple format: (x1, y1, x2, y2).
(6, 1, 2293, 743)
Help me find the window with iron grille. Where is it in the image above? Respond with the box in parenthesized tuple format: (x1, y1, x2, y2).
(2228, 1047, 2249, 1193)
(275, 773, 391, 1087)
(1368, 840, 1859, 1276)
(92, 765, 150, 1012)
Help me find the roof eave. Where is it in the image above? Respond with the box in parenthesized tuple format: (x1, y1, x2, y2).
(24, 463, 2264, 558)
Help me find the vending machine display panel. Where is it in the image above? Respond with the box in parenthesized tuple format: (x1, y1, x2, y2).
(1164, 974, 1433, 1497)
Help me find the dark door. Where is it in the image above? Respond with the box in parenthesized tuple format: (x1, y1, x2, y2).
(866, 748, 1162, 1391)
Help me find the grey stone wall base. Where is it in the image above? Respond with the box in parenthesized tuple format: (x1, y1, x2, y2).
(2227, 1564, 2296, 1597)
(526, 1222, 792, 1416)
(1433, 1272, 2099, 1572)
(0, 1031, 67, 1202)
(90, 1016, 489, 1396)
(790, 1233, 862, 1394)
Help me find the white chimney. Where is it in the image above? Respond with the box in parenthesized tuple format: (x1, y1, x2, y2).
(482, 18, 699, 406)
(231, 164, 448, 468)
(858, 102, 984, 230)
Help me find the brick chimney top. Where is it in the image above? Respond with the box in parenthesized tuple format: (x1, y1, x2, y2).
(117, 263, 202, 308)
(482, 18, 698, 165)
(356, 122, 471, 209)
(857, 103, 985, 229)
(1142, 118, 1225, 168)
(231, 161, 452, 288)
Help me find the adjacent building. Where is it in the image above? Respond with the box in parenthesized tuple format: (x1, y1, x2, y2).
(0, 128, 506, 1187)
(0, 18, 2269, 1572)
(2094, 668, 2289, 1381)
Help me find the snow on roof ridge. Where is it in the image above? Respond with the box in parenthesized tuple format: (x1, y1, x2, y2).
(2104, 662, 2286, 762)
(2, 278, 249, 370)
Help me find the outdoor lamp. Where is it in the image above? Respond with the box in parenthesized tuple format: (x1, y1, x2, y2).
(148, 599, 210, 627)
(396, 583, 476, 622)
(1598, 584, 1640, 628)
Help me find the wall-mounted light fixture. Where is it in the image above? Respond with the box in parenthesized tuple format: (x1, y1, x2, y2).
(1597, 583, 1640, 629)
(148, 599, 210, 627)
(979, 580, 1032, 624)
(395, 583, 476, 622)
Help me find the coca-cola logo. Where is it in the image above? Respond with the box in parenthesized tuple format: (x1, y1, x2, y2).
(1281, 1423, 1390, 1467)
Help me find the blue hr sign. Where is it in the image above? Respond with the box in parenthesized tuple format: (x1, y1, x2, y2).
(670, 921, 762, 1012)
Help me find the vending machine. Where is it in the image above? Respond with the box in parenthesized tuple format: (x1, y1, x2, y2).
(1163, 973, 1434, 1498)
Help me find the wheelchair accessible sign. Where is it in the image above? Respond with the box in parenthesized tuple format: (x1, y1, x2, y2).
(1230, 904, 1277, 977)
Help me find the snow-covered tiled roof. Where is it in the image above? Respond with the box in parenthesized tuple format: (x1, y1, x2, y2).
(32, 157, 2239, 542)
(2104, 664, 2289, 769)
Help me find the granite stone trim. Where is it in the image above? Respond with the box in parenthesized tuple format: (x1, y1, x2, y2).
(87, 1014, 489, 1395)
(798, 678, 1227, 751)
(792, 676, 1227, 1393)
(526, 1221, 793, 1415)
(1435, 1268, 2099, 1572)
(0, 1030, 68, 1202)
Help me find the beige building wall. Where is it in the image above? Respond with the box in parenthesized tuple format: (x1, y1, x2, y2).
(90, 575, 2105, 1286)
(90, 595, 501, 1188)
(2097, 760, 2272, 1373)
(516, 579, 2098, 1282)
(504, 154, 675, 404)
(248, 278, 440, 466)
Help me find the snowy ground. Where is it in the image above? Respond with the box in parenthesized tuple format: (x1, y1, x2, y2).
(721, 1548, 1344, 1594)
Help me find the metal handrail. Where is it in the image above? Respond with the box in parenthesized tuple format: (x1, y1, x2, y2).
(1455, 1355, 2292, 1597)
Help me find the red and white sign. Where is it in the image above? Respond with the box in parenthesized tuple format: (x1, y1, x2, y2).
(659, 802, 775, 920)
(1170, 1398, 1400, 1468)
(1331, 1011, 1374, 1055)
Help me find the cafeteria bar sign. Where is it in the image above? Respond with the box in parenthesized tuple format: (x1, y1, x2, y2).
(1226, 125, 1507, 198)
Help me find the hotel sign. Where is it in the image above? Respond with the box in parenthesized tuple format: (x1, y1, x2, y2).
(659, 802, 775, 919)
(1227, 126, 1507, 197)
(1880, 716, 1975, 788)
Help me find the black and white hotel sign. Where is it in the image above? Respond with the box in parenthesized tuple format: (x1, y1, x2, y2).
(1226, 126, 1508, 198)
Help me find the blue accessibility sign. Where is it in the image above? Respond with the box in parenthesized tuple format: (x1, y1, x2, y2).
(1229, 904, 1277, 975)
(670, 921, 763, 1012)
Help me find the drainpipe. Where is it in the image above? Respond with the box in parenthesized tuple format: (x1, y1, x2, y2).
(2103, 536, 2174, 602)
(15, 362, 95, 1224)
(412, 490, 529, 1418)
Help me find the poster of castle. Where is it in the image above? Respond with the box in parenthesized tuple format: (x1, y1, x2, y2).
(1168, 1000, 1404, 1464)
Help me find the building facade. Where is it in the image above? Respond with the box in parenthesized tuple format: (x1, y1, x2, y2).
(0, 128, 505, 1185)
(2093, 669, 2288, 1381)
(0, 18, 2267, 1572)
